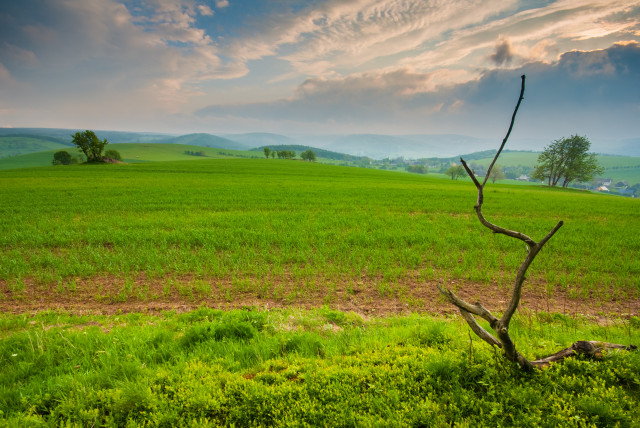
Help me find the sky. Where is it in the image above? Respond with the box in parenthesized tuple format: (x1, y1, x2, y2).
(0, 0, 639, 152)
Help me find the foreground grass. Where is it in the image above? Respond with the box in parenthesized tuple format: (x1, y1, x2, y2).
(0, 308, 638, 426)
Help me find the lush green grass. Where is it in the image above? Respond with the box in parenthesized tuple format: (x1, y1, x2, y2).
(1, 159, 638, 299)
(0, 307, 638, 426)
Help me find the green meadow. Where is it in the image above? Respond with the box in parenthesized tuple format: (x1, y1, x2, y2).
(1, 159, 639, 299)
(1, 157, 639, 426)
(0, 143, 261, 170)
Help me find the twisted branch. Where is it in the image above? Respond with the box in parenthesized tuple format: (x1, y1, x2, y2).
(437, 74, 635, 369)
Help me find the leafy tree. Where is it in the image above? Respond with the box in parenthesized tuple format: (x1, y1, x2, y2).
(406, 164, 427, 174)
(532, 135, 604, 187)
(103, 149, 122, 161)
(488, 165, 506, 183)
(446, 165, 465, 180)
(301, 149, 316, 162)
(52, 150, 72, 165)
(264, 147, 271, 159)
(277, 150, 296, 159)
(71, 130, 108, 163)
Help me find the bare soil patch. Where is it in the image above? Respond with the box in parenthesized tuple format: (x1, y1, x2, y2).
(0, 273, 637, 320)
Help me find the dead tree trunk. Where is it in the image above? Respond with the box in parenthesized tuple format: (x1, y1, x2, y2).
(437, 75, 636, 370)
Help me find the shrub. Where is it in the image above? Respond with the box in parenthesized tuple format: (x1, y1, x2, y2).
(52, 150, 72, 165)
(103, 149, 122, 161)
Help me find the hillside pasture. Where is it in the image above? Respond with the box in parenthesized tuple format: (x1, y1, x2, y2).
(0, 136, 71, 158)
(0, 143, 261, 170)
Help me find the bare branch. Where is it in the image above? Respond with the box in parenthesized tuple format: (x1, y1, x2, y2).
(458, 309, 502, 348)
(459, 158, 482, 191)
(474, 205, 536, 247)
(482, 74, 526, 187)
(436, 285, 498, 325)
(531, 342, 638, 368)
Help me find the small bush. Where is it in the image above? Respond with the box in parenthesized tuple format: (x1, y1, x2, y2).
(52, 150, 72, 165)
(103, 149, 122, 161)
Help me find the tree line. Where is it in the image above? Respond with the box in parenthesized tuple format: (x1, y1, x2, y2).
(263, 147, 316, 161)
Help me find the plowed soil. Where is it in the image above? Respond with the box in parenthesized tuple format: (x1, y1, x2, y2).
(1, 273, 637, 320)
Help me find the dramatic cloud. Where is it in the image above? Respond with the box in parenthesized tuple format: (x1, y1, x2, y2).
(198, 42, 640, 141)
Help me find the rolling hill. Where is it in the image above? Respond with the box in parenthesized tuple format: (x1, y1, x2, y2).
(0, 135, 73, 158)
(154, 133, 251, 150)
(0, 143, 262, 170)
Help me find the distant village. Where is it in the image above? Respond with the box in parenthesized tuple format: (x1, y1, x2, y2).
(368, 157, 639, 198)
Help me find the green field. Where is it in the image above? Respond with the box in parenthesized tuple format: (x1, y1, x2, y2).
(1, 159, 638, 301)
(1, 158, 639, 425)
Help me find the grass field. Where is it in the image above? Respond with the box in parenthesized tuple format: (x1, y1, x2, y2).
(1, 158, 639, 425)
(1, 159, 638, 313)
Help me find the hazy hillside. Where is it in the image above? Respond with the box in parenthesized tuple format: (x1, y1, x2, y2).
(221, 132, 297, 148)
(292, 134, 494, 159)
(154, 133, 250, 150)
(0, 128, 171, 144)
(251, 145, 366, 162)
(0, 135, 72, 158)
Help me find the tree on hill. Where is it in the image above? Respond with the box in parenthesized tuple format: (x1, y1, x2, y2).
(277, 150, 296, 159)
(264, 147, 271, 159)
(301, 149, 316, 162)
(488, 165, 505, 183)
(71, 130, 108, 163)
(532, 135, 604, 187)
(446, 164, 465, 180)
(52, 150, 74, 165)
(406, 164, 427, 174)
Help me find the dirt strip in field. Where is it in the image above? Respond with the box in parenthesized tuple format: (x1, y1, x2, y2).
(0, 274, 638, 320)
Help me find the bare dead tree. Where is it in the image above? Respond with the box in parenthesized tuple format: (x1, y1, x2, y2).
(437, 75, 636, 370)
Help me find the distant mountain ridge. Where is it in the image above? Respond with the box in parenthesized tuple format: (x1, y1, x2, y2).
(154, 133, 249, 150)
(1, 128, 636, 159)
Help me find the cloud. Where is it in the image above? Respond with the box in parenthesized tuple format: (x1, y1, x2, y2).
(197, 42, 640, 138)
(197, 4, 214, 16)
(215, 0, 229, 8)
(0, 0, 238, 109)
(490, 38, 515, 66)
(222, 0, 517, 76)
(0, 42, 39, 68)
(0, 63, 11, 81)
